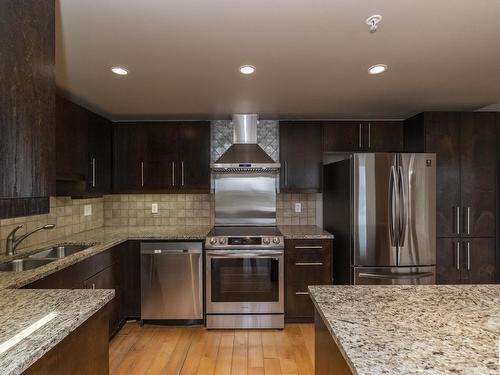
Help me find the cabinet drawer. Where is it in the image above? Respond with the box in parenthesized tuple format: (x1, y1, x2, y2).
(286, 240, 331, 259)
(285, 287, 314, 319)
(286, 262, 332, 286)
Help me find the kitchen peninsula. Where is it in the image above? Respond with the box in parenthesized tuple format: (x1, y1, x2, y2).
(309, 285, 500, 374)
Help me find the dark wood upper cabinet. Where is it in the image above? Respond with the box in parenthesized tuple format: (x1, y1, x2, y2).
(323, 121, 403, 152)
(113, 122, 210, 193)
(404, 112, 497, 238)
(280, 122, 323, 193)
(0, 0, 55, 218)
(323, 122, 362, 152)
(56, 96, 112, 197)
(178, 122, 211, 191)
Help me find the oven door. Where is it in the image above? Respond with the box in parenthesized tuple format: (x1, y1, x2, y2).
(206, 250, 284, 314)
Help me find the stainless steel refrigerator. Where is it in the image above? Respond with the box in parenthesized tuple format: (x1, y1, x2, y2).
(323, 153, 436, 285)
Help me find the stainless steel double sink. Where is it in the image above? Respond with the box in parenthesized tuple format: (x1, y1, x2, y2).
(0, 244, 94, 272)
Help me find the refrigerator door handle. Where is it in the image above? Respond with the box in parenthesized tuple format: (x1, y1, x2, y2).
(389, 166, 399, 248)
(358, 272, 434, 280)
(397, 166, 408, 247)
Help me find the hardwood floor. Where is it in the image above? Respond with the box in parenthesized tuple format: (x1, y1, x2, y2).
(109, 323, 314, 375)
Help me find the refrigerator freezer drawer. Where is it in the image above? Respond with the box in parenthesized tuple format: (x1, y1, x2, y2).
(354, 266, 435, 285)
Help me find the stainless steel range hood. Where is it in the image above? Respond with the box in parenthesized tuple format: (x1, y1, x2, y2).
(211, 114, 280, 172)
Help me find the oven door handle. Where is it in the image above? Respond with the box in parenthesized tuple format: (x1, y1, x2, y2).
(206, 251, 283, 258)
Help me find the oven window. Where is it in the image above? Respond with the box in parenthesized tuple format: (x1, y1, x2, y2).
(211, 258, 279, 302)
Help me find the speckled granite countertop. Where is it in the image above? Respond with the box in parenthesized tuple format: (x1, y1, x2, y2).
(309, 285, 500, 375)
(0, 226, 212, 289)
(0, 289, 114, 375)
(278, 225, 333, 239)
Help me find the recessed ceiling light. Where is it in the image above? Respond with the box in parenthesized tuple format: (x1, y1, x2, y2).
(368, 64, 388, 75)
(239, 65, 256, 75)
(111, 66, 129, 76)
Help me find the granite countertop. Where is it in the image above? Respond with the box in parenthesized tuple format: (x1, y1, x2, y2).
(0, 226, 212, 289)
(278, 225, 334, 239)
(0, 289, 114, 375)
(309, 285, 500, 375)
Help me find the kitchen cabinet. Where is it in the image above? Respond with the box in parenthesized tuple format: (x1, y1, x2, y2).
(84, 263, 122, 336)
(0, 0, 55, 218)
(280, 122, 323, 193)
(404, 112, 498, 284)
(285, 239, 333, 322)
(323, 121, 403, 152)
(24, 242, 132, 338)
(113, 122, 210, 193)
(22, 308, 109, 375)
(56, 96, 112, 196)
(436, 238, 496, 284)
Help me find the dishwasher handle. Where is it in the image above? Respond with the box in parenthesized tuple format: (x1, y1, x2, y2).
(141, 249, 202, 255)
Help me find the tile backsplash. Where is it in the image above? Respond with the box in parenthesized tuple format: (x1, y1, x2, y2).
(103, 194, 214, 227)
(276, 193, 317, 226)
(0, 191, 318, 254)
(0, 197, 104, 254)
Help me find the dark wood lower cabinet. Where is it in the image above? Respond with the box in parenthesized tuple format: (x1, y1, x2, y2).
(22, 307, 109, 375)
(436, 237, 496, 284)
(315, 310, 352, 375)
(23, 241, 140, 338)
(285, 239, 333, 323)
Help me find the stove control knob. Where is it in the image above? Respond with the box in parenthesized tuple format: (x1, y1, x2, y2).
(219, 237, 227, 245)
(209, 238, 217, 245)
(263, 237, 271, 245)
(273, 237, 281, 244)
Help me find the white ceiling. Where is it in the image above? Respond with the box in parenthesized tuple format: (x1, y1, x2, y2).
(56, 0, 500, 120)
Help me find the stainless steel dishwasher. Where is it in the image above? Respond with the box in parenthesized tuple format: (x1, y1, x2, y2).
(140, 242, 203, 322)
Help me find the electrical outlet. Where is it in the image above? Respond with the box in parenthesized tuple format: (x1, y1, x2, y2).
(152, 203, 159, 214)
(294, 202, 302, 213)
(84, 204, 92, 216)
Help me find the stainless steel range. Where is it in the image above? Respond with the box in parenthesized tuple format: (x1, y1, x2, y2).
(207, 114, 284, 329)
(205, 226, 284, 329)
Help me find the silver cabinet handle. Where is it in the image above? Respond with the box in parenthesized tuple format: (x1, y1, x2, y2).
(141, 161, 144, 187)
(358, 123, 362, 149)
(358, 272, 434, 280)
(172, 161, 175, 186)
(295, 262, 324, 266)
(368, 122, 371, 149)
(465, 207, 471, 235)
(92, 283, 96, 289)
(181, 161, 185, 186)
(456, 241, 461, 270)
(454, 207, 461, 235)
(283, 160, 288, 186)
(295, 291, 309, 295)
(294, 246, 323, 249)
(91, 157, 96, 187)
(466, 241, 471, 270)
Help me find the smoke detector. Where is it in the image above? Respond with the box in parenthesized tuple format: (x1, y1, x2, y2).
(365, 15, 382, 33)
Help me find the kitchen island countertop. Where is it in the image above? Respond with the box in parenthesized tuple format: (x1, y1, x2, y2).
(309, 284, 500, 375)
(0, 289, 114, 375)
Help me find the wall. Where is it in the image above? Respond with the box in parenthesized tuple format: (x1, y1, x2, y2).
(0, 197, 103, 254)
(103, 194, 214, 227)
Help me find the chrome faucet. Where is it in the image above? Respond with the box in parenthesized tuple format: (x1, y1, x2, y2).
(5, 224, 56, 256)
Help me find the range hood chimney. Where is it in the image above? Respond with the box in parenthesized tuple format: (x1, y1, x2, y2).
(211, 114, 280, 172)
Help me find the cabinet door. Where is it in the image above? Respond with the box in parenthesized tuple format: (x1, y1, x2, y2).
(88, 113, 112, 194)
(178, 122, 211, 191)
(280, 122, 323, 192)
(424, 113, 462, 237)
(323, 121, 362, 152)
(460, 113, 497, 238)
(84, 264, 121, 337)
(113, 123, 145, 192)
(0, 0, 55, 205)
(142, 123, 178, 190)
(436, 238, 461, 284)
(461, 238, 496, 284)
(366, 121, 403, 152)
(56, 96, 89, 181)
